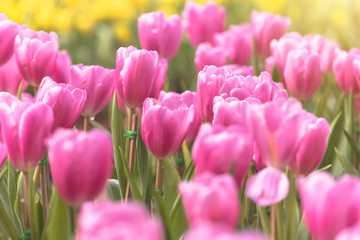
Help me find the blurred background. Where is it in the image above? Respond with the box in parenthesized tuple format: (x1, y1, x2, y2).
(2, 0, 360, 92)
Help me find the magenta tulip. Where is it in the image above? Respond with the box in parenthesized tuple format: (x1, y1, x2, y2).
(182, 1, 225, 46)
(47, 128, 113, 207)
(138, 11, 182, 60)
(141, 96, 194, 159)
(298, 172, 360, 240)
(50, 50, 72, 84)
(246, 167, 289, 206)
(0, 94, 53, 171)
(179, 173, 240, 228)
(36, 77, 87, 130)
(192, 123, 253, 186)
(76, 201, 164, 240)
(0, 14, 20, 66)
(195, 42, 227, 72)
(333, 48, 360, 94)
(251, 11, 291, 56)
(0, 55, 27, 95)
(14, 29, 59, 86)
(70, 64, 114, 117)
(115, 46, 159, 108)
(283, 49, 322, 101)
(214, 24, 252, 66)
(148, 59, 168, 99)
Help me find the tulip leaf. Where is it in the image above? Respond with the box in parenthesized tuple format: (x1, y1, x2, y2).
(0, 164, 7, 180)
(7, 160, 22, 233)
(334, 148, 360, 176)
(181, 141, 192, 168)
(28, 170, 40, 240)
(251, 37, 260, 76)
(163, 158, 181, 208)
(45, 189, 72, 240)
(136, 130, 149, 197)
(111, 93, 126, 199)
(153, 191, 174, 240)
(106, 179, 121, 201)
(271, 65, 281, 83)
(257, 206, 270, 234)
(89, 119, 111, 134)
(343, 129, 360, 159)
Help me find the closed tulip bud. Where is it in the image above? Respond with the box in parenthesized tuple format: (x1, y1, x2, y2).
(47, 129, 113, 207)
(333, 48, 360, 94)
(36, 77, 87, 130)
(148, 59, 168, 99)
(0, 95, 53, 171)
(115, 46, 159, 108)
(192, 123, 253, 186)
(14, 29, 59, 87)
(70, 64, 114, 117)
(179, 173, 240, 228)
(182, 1, 225, 46)
(0, 14, 20, 66)
(50, 50, 72, 84)
(214, 24, 252, 66)
(298, 172, 360, 240)
(283, 49, 322, 101)
(138, 11, 182, 60)
(141, 96, 194, 158)
(195, 42, 227, 72)
(251, 11, 291, 56)
(0, 55, 27, 95)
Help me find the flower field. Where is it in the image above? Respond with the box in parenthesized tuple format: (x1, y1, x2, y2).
(1, 0, 360, 239)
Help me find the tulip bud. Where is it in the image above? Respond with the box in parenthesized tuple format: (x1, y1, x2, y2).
(0, 14, 20, 66)
(148, 59, 168, 99)
(138, 11, 182, 60)
(195, 42, 227, 72)
(0, 55, 27, 95)
(50, 50, 72, 84)
(47, 129, 113, 207)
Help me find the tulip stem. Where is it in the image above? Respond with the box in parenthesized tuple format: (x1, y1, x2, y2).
(83, 116, 89, 131)
(22, 171, 30, 231)
(175, 149, 185, 178)
(271, 204, 276, 240)
(125, 111, 139, 202)
(40, 164, 50, 222)
(155, 158, 164, 195)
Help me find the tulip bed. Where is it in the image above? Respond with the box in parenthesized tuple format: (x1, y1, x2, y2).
(1, 1, 360, 240)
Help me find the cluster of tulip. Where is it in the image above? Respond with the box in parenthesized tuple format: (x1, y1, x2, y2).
(1, 1, 360, 240)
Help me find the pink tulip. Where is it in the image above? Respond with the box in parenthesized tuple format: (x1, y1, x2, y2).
(148, 59, 168, 99)
(14, 28, 59, 86)
(159, 90, 201, 142)
(47, 128, 113, 207)
(298, 172, 360, 240)
(195, 42, 227, 72)
(0, 14, 20, 65)
(182, 1, 225, 46)
(251, 11, 291, 56)
(115, 46, 159, 108)
(0, 55, 27, 95)
(283, 49, 322, 101)
(179, 173, 240, 228)
(50, 50, 72, 84)
(265, 56, 275, 73)
(141, 96, 194, 158)
(192, 123, 253, 186)
(36, 77, 87, 130)
(335, 222, 360, 240)
(0, 95, 53, 171)
(226, 64, 254, 77)
(138, 11, 182, 60)
(246, 167, 289, 206)
(76, 201, 164, 240)
(70, 64, 114, 117)
(214, 24, 252, 66)
(333, 48, 360, 94)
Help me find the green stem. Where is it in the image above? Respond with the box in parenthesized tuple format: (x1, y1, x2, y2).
(83, 116, 89, 131)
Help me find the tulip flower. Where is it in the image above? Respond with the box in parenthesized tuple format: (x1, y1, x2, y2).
(179, 173, 240, 228)
(195, 42, 227, 72)
(246, 167, 289, 206)
(0, 94, 53, 171)
(47, 128, 113, 207)
(0, 55, 27, 95)
(14, 28, 59, 87)
(298, 172, 360, 240)
(36, 77, 87, 130)
(335, 222, 360, 240)
(138, 11, 182, 60)
(226, 64, 254, 77)
(192, 123, 253, 186)
(182, 1, 225, 46)
(141, 96, 194, 159)
(115, 46, 159, 108)
(76, 201, 164, 240)
(148, 59, 168, 99)
(159, 90, 201, 142)
(214, 24, 252, 66)
(0, 14, 20, 66)
(70, 64, 114, 117)
(251, 11, 291, 56)
(283, 49, 322, 101)
(50, 50, 72, 84)
(333, 48, 360, 94)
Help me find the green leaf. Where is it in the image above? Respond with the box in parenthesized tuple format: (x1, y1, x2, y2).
(343, 129, 360, 160)
(28, 170, 40, 240)
(334, 147, 360, 176)
(45, 189, 72, 240)
(136, 130, 149, 197)
(258, 206, 270, 234)
(0, 187, 20, 240)
(181, 141, 192, 168)
(89, 119, 111, 134)
(7, 161, 22, 233)
(163, 158, 181, 208)
(251, 37, 259, 76)
(106, 179, 121, 201)
(153, 191, 174, 240)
